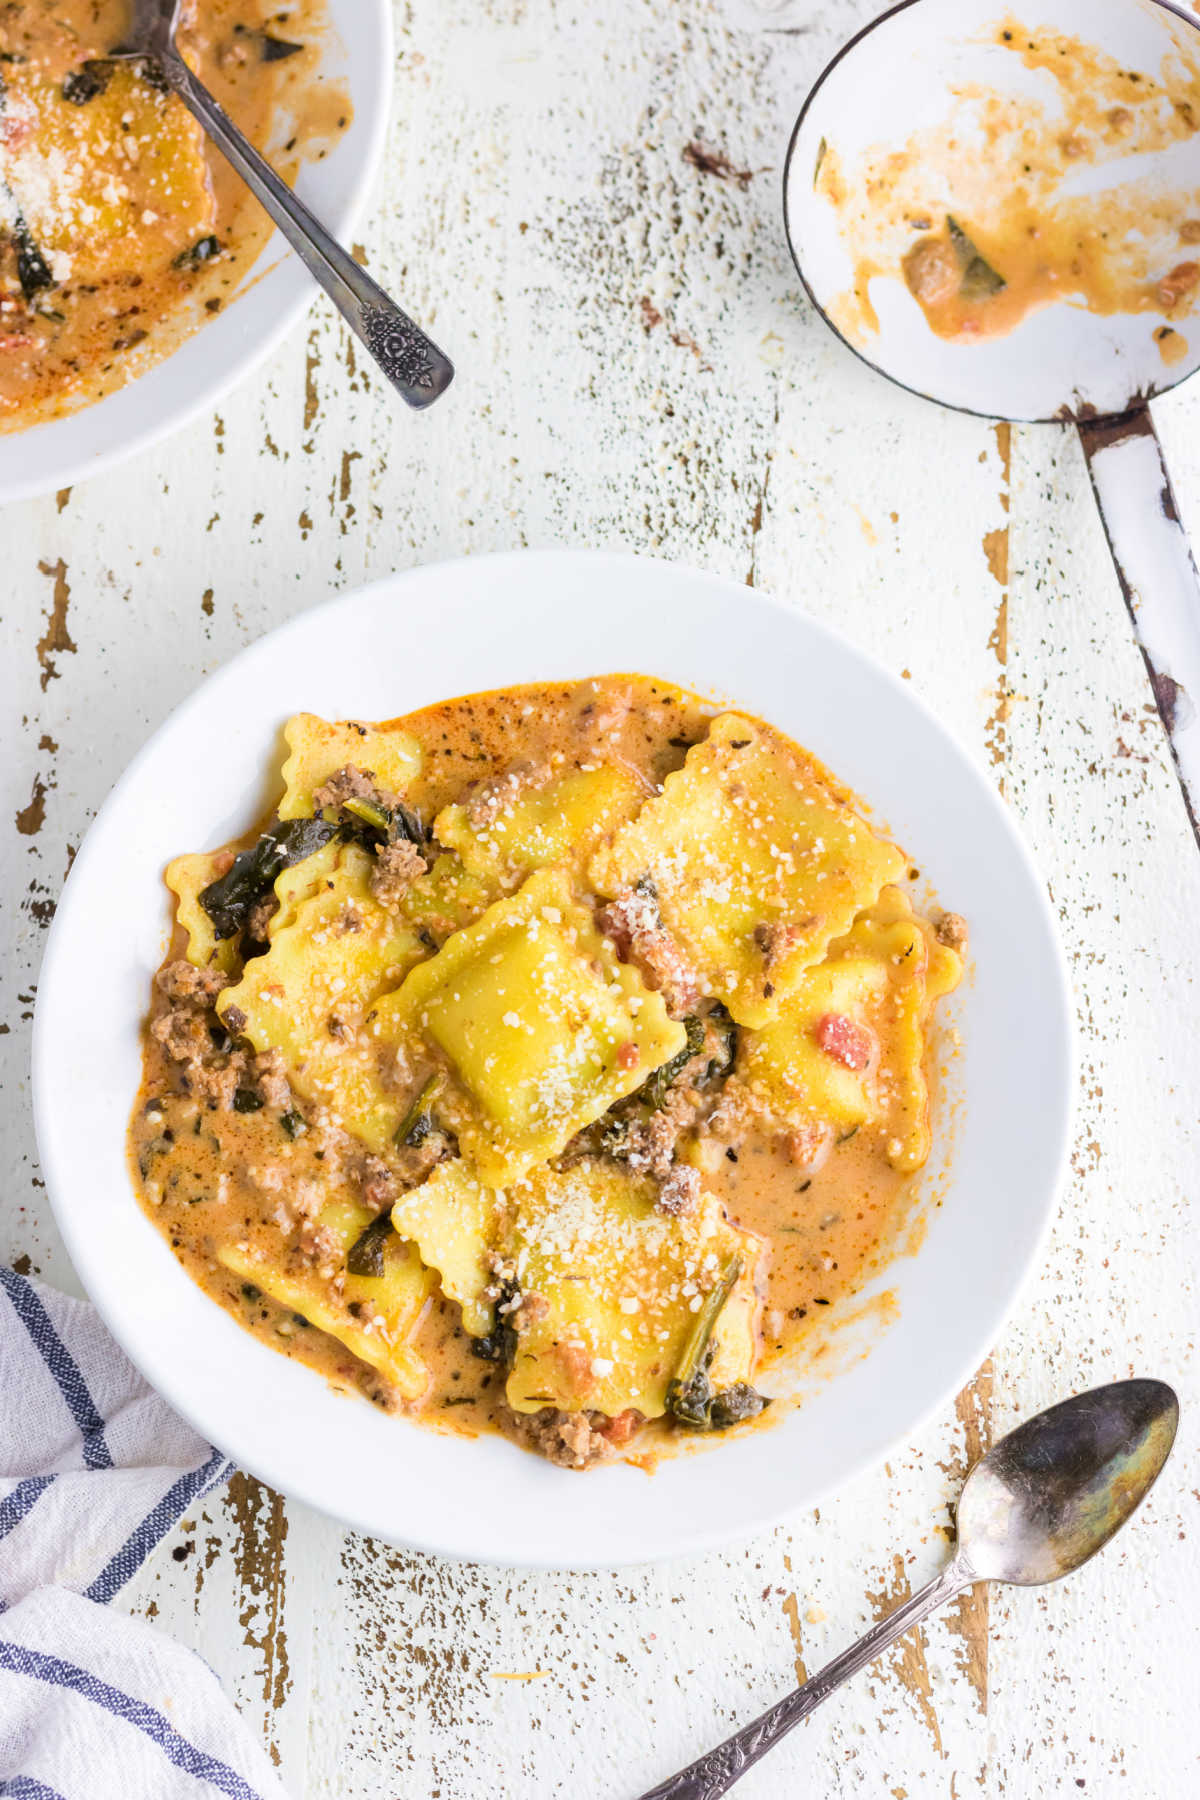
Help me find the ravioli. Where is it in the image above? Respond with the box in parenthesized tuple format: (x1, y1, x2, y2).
(374, 867, 686, 1184)
(216, 843, 426, 1150)
(165, 851, 240, 976)
(278, 713, 423, 821)
(590, 713, 905, 1028)
(738, 886, 963, 1171)
(390, 1158, 500, 1338)
(267, 837, 344, 938)
(400, 852, 493, 944)
(503, 1159, 762, 1418)
(435, 762, 648, 891)
(217, 1198, 432, 1399)
(3, 64, 215, 283)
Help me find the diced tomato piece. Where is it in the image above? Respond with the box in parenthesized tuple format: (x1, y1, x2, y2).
(598, 1408, 642, 1446)
(815, 1012, 873, 1072)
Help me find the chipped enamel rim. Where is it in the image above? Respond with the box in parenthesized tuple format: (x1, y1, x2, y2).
(33, 551, 1075, 1568)
(0, 0, 392, 505)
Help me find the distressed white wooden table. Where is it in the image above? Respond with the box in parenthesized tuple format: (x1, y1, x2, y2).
(3, 2, 1199, 1794)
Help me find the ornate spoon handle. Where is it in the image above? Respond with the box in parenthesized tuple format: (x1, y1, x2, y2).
(637, 1562, 969, 1800)
(160, 52, 453, 409)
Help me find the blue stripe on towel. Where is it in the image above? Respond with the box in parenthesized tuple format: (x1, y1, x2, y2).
(83, 1450, 231, 1606)
(0, 1642, 266, 1800)
(0, 1777, 70, 1799)
(0, 1273, 112, 1471)
(0, 1478, 56, 1545)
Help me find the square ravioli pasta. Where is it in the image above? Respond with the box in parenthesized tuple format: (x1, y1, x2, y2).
(219, 1196, 433, 1400)
(391, 1157, 763, 1421)
(216, 843, 427, 1152)
(3, 63, 215, 284)
(737, 886, 963, 1172)
(278, 713, 424, 820)
(434, 761, 649, 892)
(373, 867, 686, 1184)
(590, 713, 905, 1029)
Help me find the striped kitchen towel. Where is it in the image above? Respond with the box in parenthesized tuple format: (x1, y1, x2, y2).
(0, 1268, 289, 1800)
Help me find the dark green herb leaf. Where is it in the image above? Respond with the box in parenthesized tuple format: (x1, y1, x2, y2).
(669, 1346, 717, 1427)
(174, 234, 222, 272)
(346, 1214, 393, 1278)
(946, 215, 1005, 299)
(259, 33, 304, 61)
(639, 1014, 705, 1110)
(470, 1320, 517, 1365)
(665, 1257, 741, 1427)
(233, 1088, 264, 1113)
(341, 795, 391, 835)
(395, 1075, 442, 1149)
(709, 1383, 769, 1429)
(342, 793, 427, 850)
(470, 1279, 516, 1365)
(62, 60, 115, 104)
(280, 1109, 308, 1140)
(13, 216, 54, 300)
(199, 816, 339, 940)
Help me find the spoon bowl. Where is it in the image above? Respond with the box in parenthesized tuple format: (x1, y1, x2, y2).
(956, 1377, 1179, 1585)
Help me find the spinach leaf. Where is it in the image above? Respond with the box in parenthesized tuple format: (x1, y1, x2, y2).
(394, 1075, 442, 1150)
(346, 1214, 393, 1278)
(259, 33, 304, 61)
(342, 793, 428, 850)
(199, 816, 339, 940)
(665, 1257, 769, 1431)
(638, 1015, 705, 1111)
(62, 60, 115, 104)
(174, 235, 222, 272)
(13, 215, 54, 300)
(471, 1279, 517, 1366)
(946, 215, 1005, 299)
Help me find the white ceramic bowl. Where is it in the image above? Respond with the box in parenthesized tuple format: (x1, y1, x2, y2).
(33, 551, 1074, 1567)
(0, 0, 391, 504)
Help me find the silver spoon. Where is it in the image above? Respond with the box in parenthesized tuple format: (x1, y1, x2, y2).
(638, 1378, 1178, 1799)
(784, 0, 1200, 843)
(110, 0, 453, 408)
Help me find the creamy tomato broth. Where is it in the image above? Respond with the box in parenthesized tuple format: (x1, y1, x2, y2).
(130, 678, 965, 1471)
(0, 0, 348, 428)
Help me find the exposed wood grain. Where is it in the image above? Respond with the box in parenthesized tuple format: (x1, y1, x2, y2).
(2, 1, 1198, 1796)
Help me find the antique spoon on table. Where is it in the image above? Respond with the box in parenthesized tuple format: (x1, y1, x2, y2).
(106, 0, 453, 408)
(638, 1379, 1178, 1800)
(784, 0, 1200, 844)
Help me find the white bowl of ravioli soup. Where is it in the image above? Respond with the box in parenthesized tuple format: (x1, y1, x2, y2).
(33, 551, 1073, 1567)
(0, 0, 391, 504)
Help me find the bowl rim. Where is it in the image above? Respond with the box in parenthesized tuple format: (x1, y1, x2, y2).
(31, 549, 1076, 1567)
(0, 0, 393, 504)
